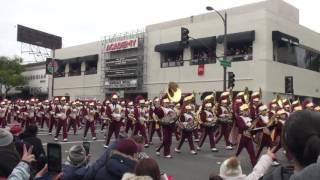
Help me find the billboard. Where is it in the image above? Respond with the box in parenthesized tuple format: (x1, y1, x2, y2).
(17, 24, 62, 49)
(104, 38, 138, 52)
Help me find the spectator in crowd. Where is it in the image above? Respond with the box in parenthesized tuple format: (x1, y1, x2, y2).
(62, 145, 90, 180)
(83, 138, 138, 180)
(131, 135, 149, 160)
(0, 128, 20, 178)
(122, 158, 167, 180)
(218, 148, 275, 180)
(7, 144, 35, 180)
(19, 125, 46, 173)
(280, 110, 320, 180)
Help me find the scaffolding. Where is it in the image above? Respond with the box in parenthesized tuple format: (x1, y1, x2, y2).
(20, 42, 51, 63)
(100, 29, 145, 99)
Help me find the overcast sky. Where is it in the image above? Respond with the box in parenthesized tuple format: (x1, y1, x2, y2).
(0, 0, 319, 62)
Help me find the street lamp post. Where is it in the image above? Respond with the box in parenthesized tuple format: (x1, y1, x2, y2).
(206, 6, 228, 91)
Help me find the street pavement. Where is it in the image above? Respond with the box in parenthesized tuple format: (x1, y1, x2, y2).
(38, 127, 289, 180)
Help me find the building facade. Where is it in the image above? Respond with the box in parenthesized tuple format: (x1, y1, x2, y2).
(7, 61, 49, 99)
(52, 30, 145, 101)
(52, 0, 320, 103)
(145, 0, 320, 103)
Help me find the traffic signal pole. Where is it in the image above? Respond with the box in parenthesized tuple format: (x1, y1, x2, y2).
(223, 12, 227, 91)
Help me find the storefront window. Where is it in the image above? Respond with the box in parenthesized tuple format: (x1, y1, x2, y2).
(273, 40, 320, 72)
(190, 48, 216, 65)
(227, 42, 253, 62)
(160, 51, 184, 68)
(69, 62, 81, 76)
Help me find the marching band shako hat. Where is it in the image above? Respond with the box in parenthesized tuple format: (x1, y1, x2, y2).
(61, 97, 66, 101)
(153, 97, 160, 103)
(314, 106, 320, 112)
(111, 93, 118, 100)
(135, 96, 145, 104)
(302, 100, 314, 109)
(161, 94, 170, 105)
(236, 92, 244, 98)
(183, 93, 194, 104)
(127, 101, 134, 106)
(276, 108, 286, 115)
(251, 91, 260, 102)
(0, 101, 5, 105)
(292, 100, 300, 106)
(220, 91, 230, 104)
(293, 105, 303, 111)
(185, 105, 192, 111)
(259, 105, 268, 112)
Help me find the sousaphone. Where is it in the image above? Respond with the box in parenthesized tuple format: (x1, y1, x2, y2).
(167, 82, 182, 103)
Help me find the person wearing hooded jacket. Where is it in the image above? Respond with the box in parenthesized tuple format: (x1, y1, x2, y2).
(82, 138, 138, 180)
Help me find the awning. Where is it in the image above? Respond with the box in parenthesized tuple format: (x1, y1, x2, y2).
(189, 36, 216, 48)
(60, 54, 98, 64)
(154, 41, 184, 52)
(217, 30, 255, 44)
(272, 31, 299, 43)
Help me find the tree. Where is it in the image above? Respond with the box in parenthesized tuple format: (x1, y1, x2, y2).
(0, 56, 26, 98)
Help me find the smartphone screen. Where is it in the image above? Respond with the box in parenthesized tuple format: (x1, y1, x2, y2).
(83, 141, 90, 155)
(47, 143, 62, 173)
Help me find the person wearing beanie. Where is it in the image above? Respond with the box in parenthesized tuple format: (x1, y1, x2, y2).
(62, 145, 89, 180)
(82, 138, 138, 180)
(219, 148, 275, 180)
(0, 128, 20, 177)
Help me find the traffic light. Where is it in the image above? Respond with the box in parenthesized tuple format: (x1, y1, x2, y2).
(228, 72, 235, 88)
(285, 76, 294, 94)
(180, 27, 189, 47)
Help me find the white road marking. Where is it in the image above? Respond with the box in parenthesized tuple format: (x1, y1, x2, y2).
(42, 139, 105, 146)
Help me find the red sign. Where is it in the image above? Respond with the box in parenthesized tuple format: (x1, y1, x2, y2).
(105, 38, 138, 52)
(198, 64, 205, 76)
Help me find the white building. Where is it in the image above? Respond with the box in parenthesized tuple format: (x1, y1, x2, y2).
(52, 0, 320, 103)
(145, 0, 320, 103)
(7, 61, 49, 99)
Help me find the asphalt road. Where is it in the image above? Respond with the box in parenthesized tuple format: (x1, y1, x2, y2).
(38, 127, 289, 180)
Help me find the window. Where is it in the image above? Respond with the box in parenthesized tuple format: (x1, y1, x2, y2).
(227, 42, 253, 62)
(160, 51, 184, 68)
(69, 61, 81, 76)
(54, 63, 66, 78)
(273, 40, 320, 72)
(190, 48, 216, 65)
(85, 59, 98, 75)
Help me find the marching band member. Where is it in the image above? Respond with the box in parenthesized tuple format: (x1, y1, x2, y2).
(83, 102, 98, 140)
(198, 102, 218, 152)
(291, 100, 302, 112)
(35, 102, 44, 128)
(133, 96, 149, 147)
(100, 100, 111, 132)
(255, 105, 274, 159)
(25, 99, 36, 127)
(303, 100, 315, 111)
(104, 94, 122, 148)
(48, 98, 59, 135)
(96, 101, 103, 125)
(314, 105, 320, 112)
(125, 101, 135, 134)
(67, 102, 79, 135)
(0, 101, 8, 128)
(41, 100, 51, 129)
(175, 103, 197, 155)
(149, 97, 162, 145)
(235, 104, 257, 166)
(250, 91, 263, 120)
(155, 96, 176, 158)
(54, 97, 69, 142)
(217, 92, 233, 150)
